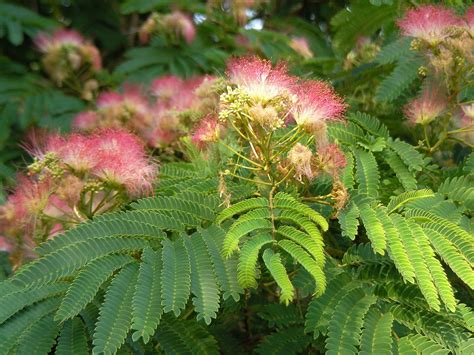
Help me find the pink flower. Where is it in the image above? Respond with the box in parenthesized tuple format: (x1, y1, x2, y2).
(226, 56, 297, 101)
(46, 134, 99, 172)
(7, 175, 53, 220)
(292, 80, 346, 135)
(191, 116, 224, 149)
(289, 37, 313, 59)
(397, 5, 461, 43)
(404, 87, 446, 125)
(151, 76, 184, 103)
(91, 130, 157, 197)
(34, 29, 85, 53)
(465, 6, 474, 36)
(317, 144, 347, 177)
(96, 91, 123, 108)
(167, 11, 196, 44)
(72, 111, 100, 131)
(151, 75, 205, 111)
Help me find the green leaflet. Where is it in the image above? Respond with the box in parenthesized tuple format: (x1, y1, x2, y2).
(238, 233, 273, 289)
(93, 263, 139, 355)
(56, 318, 89, 355)
(184, 233, 220, 325)
(56, 254, 135, 322)
(132, 247, 163, 343)
(262, 249, 295, 305)
(161, 238, 191, 317)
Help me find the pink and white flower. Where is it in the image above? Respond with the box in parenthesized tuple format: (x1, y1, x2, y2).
(404, 87, 446, 125)
(91, 130, 157, 197)
(397, 5, 461, 43)
(292, 80, 346, 135)
(226, 56, 297, 102)
(191, 115, 224, 149)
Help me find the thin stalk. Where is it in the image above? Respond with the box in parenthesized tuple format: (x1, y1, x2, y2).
(219, 142, 263, 168)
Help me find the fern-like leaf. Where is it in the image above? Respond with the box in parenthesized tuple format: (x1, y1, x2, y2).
(359, 203, 386, 255)
(384, 150, 418, 191)
(223, 219, 272, 258)
(18, 313, 60, 355)
(155, 316, 220, 355)
(387, 189, 434, 214)
(93, 263, 139, 355)
(184, 233, 220, 325)
(409, 222, 456, 312)
(238, 233, 273, 288)
(200, 225, 242, 301)
(387, 138, 424, 171)
(56, 318, 89, 355)
(325, 287, 377, 355)
(339, 202, 360, 240)
(216, 197, 269, 224)
(56, 254, 135, 322)
(161, 238, 191, 317)
(359, 308, 394, 355)
(12, 236, 148, 288)
(375, 54, 423, 102)
(132, 247, 162, 343)
(354, 148, 380, 197)
(278, 239, 326, 295)
(398, 334, 449, 355)
(391, 215, 440, 311)
(262, 249, 295, 305)
(256, 327, 311, 355)
(274, 192, 329, 231)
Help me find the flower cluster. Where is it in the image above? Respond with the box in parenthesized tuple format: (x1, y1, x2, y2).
(34, 28, 101, 98)
(73, 75, 223, 149)
(217, 56, 347, 195)
(139, 11, 196, 45)
(404, 86, 446, 126)
(0, 129, 156, 265)
(398, 5, 474, 147)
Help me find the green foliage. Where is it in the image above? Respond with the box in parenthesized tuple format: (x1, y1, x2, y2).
(0, 2, 473, 354)
(217, 191, 327, 301)
(0, 2, 56, 45)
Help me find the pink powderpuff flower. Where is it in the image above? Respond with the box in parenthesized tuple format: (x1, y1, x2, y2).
(151, 75, 185, 103)
(191, 115, 224, 149)
(72, 111, 100, 131)
(151, 75, 206, 111)
(317, 144, 347, 177)
(167, 11, 196, 44)
(404, 88, 446, 125)
(465, 6, 474, 36)
(292, 80, 346, 136)
(45, 133, 99, 172)
(289, 37, 313, 59)
(7, 175, 53, 221)
(226, 56, 297, 102)
(34, 29, 85, 53)
(91, 130, 157, 197)
(96, 91, 123, 108)
(397, 5, 461, 43)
